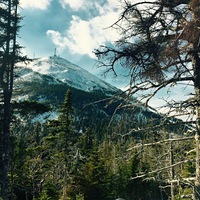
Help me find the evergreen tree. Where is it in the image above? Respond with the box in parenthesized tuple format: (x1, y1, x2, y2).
(0, 1, 28, 199)
(40, 90, 78, 199)
(77, 149, 113, 200)
(58, 89, 75, 151)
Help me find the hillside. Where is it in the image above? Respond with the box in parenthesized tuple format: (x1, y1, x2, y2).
(13, 55, 158, 130)
(9, 56, 189, 200)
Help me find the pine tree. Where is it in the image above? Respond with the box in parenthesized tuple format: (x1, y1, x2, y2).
(41, 90, 77, 199)
(0, 1, 27, 199)
(58, 89, 75, 150)
(77, 149, 112, 200)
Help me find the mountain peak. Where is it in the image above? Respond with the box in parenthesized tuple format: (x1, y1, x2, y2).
(17, 55, 118, 93)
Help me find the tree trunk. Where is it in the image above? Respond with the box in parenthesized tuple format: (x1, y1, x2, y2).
(1, 89, 11, 200)
(169, 134, 175, 200)
(194, 86, 200, 200)
(192, 44, 200, 200)
(0, 0, 16, 199)
(191, 2, 200, 197)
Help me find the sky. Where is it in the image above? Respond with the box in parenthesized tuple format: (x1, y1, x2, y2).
(18, 0, 128, 88)
(18, 0, 194, 114)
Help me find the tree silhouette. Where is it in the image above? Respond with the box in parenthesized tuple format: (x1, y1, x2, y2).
(0, 0, 28, 199)
(94, 0, 200, 198)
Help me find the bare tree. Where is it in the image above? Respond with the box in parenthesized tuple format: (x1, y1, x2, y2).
(94, 0, 200, 199)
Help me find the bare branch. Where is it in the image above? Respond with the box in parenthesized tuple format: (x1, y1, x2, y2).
(131, 159, 195, 180)
(127, 136, 194, 151)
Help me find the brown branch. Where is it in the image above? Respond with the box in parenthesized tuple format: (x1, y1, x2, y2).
(144, 76, 194, 106)
(127, 136, 194, 151)
(131, 159, 195, 180)
(167, 177, 195, 184)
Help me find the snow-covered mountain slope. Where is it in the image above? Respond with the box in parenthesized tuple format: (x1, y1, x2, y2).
(13, 55, 184, 134)
(16, 55, 118, 94)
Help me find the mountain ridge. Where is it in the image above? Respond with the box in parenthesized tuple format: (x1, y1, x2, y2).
(13, 55, 125, 125)
(15, 55, 119, 94)
(13, 55, 172, 135)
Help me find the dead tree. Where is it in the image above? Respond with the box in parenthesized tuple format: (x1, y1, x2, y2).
(94, 0, 200, 199)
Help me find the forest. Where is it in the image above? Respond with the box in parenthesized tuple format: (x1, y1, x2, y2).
(1, 0, 200, 200)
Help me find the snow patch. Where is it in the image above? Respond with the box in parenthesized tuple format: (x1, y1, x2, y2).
(17, 55, 118, 93)
(31, 111, 58, 123)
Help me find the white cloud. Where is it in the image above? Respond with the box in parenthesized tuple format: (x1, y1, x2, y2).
(46, 30, 68, 52)
(47, 12, 119, 58)
(47, 0, 121, 58)
(98, 0, 120, 14)
(59, 0, 89, 10)
(20, 0, 51, 10)
(59, 0, 119, 13)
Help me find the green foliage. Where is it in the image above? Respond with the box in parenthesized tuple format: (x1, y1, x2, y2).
(38, 182, 59, 200)
(182, 161, 195, 178)
(13, 100, 51, 115)
(76, 150, 113, 200)
(8, 88, 196, 200)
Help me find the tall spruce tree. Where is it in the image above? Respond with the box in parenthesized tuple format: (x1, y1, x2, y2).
(58, 90, 74, 142)
(94, 0, 200, 199)
(43, 90, 76, 199)
(58, 90, 77, 200)
(0, 0, 26, 199)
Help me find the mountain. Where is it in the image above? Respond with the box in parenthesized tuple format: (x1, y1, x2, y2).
(14, 55, 121, 104)
(13, 56, 121, 125)
(12, 55, 166, 135)
(15, 55, 118, 94)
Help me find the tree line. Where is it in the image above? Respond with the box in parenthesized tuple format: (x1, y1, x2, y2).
(3, 90, 195, 199)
